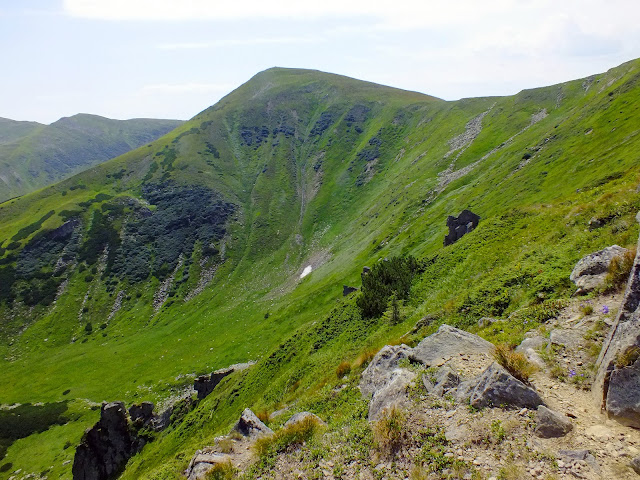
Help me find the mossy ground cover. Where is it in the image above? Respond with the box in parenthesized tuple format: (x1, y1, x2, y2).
(0, 61, 639, 478)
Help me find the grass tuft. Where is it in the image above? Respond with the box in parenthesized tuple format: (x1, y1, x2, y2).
(204, 459, 236, 480)
(372, 406, 407, 458)
(253, 416, 323, 461)
(336, 360, 351, 378)
(493, 344, 537, 384)
(603, 247, 636, 292)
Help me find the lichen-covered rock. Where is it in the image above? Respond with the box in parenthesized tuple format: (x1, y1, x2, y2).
(570, 245, 628, 293)
(360, 344, 412, 398)
(534, 406, 573, 438)
(423, 365, 460, 397)
(410, 324, 493, 367)
(232, 408, 273, 438)
(283, 412, 326, 428)
(456, 362, 544, 409)
(593, 225, 640, 427)
(185, 451, 231, 480)
(368, 368, 416, 421)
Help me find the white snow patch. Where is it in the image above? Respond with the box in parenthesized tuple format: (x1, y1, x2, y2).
(300, 265, 312, 278)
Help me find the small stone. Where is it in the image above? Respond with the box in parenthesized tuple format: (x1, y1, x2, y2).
(630, 455, 640, 474)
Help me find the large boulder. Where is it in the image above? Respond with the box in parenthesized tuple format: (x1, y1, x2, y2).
(534, 406, 573, 438)
(368, 368, 417, 421)
(231, 408, 273, 438)
(410, 324, 493, 367)
(456, 362, 544, 409)
(284, 412, 326, 428)
(444, 209, 480, 246)
(194, 362, 254, 400)
(570, 245, 629, 293)
(593, 225, 640, 427)
(72, 402, 144, 480)
(360, 344, 412, 397)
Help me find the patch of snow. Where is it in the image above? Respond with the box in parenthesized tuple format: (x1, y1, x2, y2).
(300, 265, 312, 278)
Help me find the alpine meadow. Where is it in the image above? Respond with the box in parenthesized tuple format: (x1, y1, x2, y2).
(1, 60, 640, 480)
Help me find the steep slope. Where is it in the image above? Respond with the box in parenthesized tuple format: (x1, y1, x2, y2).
(0, 118, 41, 145)
(0, 62, 639, 478)
(0, 114, 183, 201)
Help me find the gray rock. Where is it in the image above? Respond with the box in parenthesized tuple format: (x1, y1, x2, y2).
(593, 232, 640, 427)
(549, 329, 582, 349)
(185, 451, 230, 480)
(283, 412, 326, 428)
(410, 324, 493, 367)
(423, 365, 460, 397)
(194, 362, 254, 400)
(368, 368, 416, 421)
(534, 406, 573, 438)
(231, 408, 273, 438)
(343, 285, 358, 296)
(630, 455, 640, 475)
(516, 336, 547, 353)
(558, 450, 590, 461)
(456, 362, 544, 409)
(570, 245, 629, 293)
(477, 317, 499, 328)
(522, 348, 546, 369)
(360, 344, 412, 398)
(128, 402, 154, 425)
(444, 210, 480, 246)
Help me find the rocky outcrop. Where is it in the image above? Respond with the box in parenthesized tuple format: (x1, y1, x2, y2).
(368, 369, 417, 421)
(283, 412, 326, 428)
(128, 401, 154, 426)
(360, 344, 412, 397)
(444, 209, 480, 246)
(570, 245, 628, 294)
(410, 324, 493, 367)
(72, 402, 145, 480)
(185, 451, 231, 480)
(423, 365, 460, 397)
(455, 362, 544, 409)
(593, 226, 640, 427)
(232, 408, 273, 438)
(534, 406, 573, 438)
(194, 362, 254, 400)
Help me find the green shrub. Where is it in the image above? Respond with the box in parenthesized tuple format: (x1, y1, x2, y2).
(253, 416, 323, 461)
(204, 460, 236, 480)
(603, 247, 636, 292)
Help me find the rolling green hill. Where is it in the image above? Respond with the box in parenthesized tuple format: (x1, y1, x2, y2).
(0, 61, 639, 478)
(0, 114, 183, 201)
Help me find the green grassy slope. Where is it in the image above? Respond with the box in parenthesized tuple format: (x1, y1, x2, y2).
(0, 114, 183, 201)
(0, 118, 41, 145)
(0, 61, 639, 478)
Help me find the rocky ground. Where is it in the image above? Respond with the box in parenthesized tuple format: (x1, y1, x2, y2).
(199, 291, 640, 480)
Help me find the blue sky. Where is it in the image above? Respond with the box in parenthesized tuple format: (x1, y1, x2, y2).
(2, 0, 639, 123)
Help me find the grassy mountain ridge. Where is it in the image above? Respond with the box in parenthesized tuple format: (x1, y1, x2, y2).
(0, 114, 183, 201)
(0, 61, 639, 478)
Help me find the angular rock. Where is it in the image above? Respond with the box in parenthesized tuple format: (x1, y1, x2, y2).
(368, 368, 417, 421)
(360, 344, 412, 398)
(194, 362, 254, 400)
(231, 408, 273, 438)
(630, 455, 640, 475)
(343, 285, 358, 297)
(456, 362, 544, 409)
(522, 348, 545, 369)
(72, 402, 144, 480)
(516, 336, 547, 353)
(570, 245, 628, 293)
(185, 451, 231, 480)
(128, 401, 154, 425)
(410, 324, 493, 367)
(549, 329, 582, 349)
(593, 228, 640, 427)
(444, 209, 480, 246)
(477, 317, 498, 328)
(423, 365, 460, 397)
(283, 412, 326, 428)
(534, 406, 573, 438)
